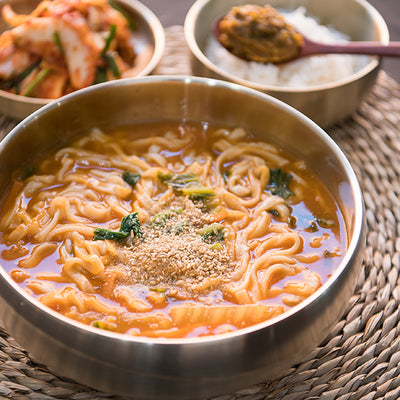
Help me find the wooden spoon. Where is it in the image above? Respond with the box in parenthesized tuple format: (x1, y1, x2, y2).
(297, 37, 400, 59)
(215, 4, 400, 64)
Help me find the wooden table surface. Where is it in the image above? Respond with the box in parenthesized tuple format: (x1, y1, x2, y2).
(141, 0, 400, 83)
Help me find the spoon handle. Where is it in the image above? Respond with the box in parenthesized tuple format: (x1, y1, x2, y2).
(302, 40, 400, 57)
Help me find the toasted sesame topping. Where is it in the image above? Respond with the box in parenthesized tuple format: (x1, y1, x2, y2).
(109, 196, 235, 298)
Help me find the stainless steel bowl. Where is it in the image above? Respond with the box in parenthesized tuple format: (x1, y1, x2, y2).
(184, 0, 389, 127)
(0, 76, 365, 400)
(0, 0, 165, 120)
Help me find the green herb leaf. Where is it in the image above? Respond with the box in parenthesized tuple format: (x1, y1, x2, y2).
(288, 216, 297, 229)
(122, 172, 141, 188)
(93, 228, 129, 242)
(324, 249, 340, 258)
(93, 212, 142, 241)
(158, 172, 216, 200)
(120, 212, 143, 237)
(305, 217, 336, 233)
(316, 217, 336, 229)
(223, 169, 232, 182)
(305, 221, 319, 233)
(268, 209, 280, 218)
(20, 165, 36, 180)
(267, 168, 294, 199)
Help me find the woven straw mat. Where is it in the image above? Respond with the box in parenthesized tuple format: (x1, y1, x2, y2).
(0, 26, 400, 400)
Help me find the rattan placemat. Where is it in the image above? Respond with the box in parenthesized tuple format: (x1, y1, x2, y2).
(1, 25, 400, 400)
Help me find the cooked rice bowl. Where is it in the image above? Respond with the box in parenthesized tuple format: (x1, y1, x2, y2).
(205, 7, 371, 88)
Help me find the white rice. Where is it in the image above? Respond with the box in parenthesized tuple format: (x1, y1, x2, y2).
(205, 7, 370, 88)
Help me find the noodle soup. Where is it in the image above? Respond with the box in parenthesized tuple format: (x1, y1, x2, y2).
(0, 122, 345, 338)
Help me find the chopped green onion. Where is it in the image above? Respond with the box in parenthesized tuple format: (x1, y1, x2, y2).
(94, 66, 107, 84)
(1, 60, 40, 91)
(158, 172, 216, 200)
(158, 172, 198, 188)
(92, 320, 115, 330)
(180, 186, 216, 199)
(104, 52, 121, 78)
(210, 242, 223, 251)
(102, 24, 117, 55)
(198, 223, 225, 242)
(23, 67, 52, 97)
(150, 287, 167, 293)
(109, 1, 137, 30)
(53, 31, 64, 55)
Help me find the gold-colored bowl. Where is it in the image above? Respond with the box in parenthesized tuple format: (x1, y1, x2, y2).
(0, 76, 366, 399)
(184, 0, 389, 127)
(0, 0, 165, 120)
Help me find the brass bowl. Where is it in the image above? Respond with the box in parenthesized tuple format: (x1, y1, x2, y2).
(184, 0, 389, 127)
(0, 76, 366, 400)
(0, 0, 165, 120)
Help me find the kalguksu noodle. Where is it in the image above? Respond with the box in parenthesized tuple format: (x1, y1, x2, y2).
(0, 122, 345, 338)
